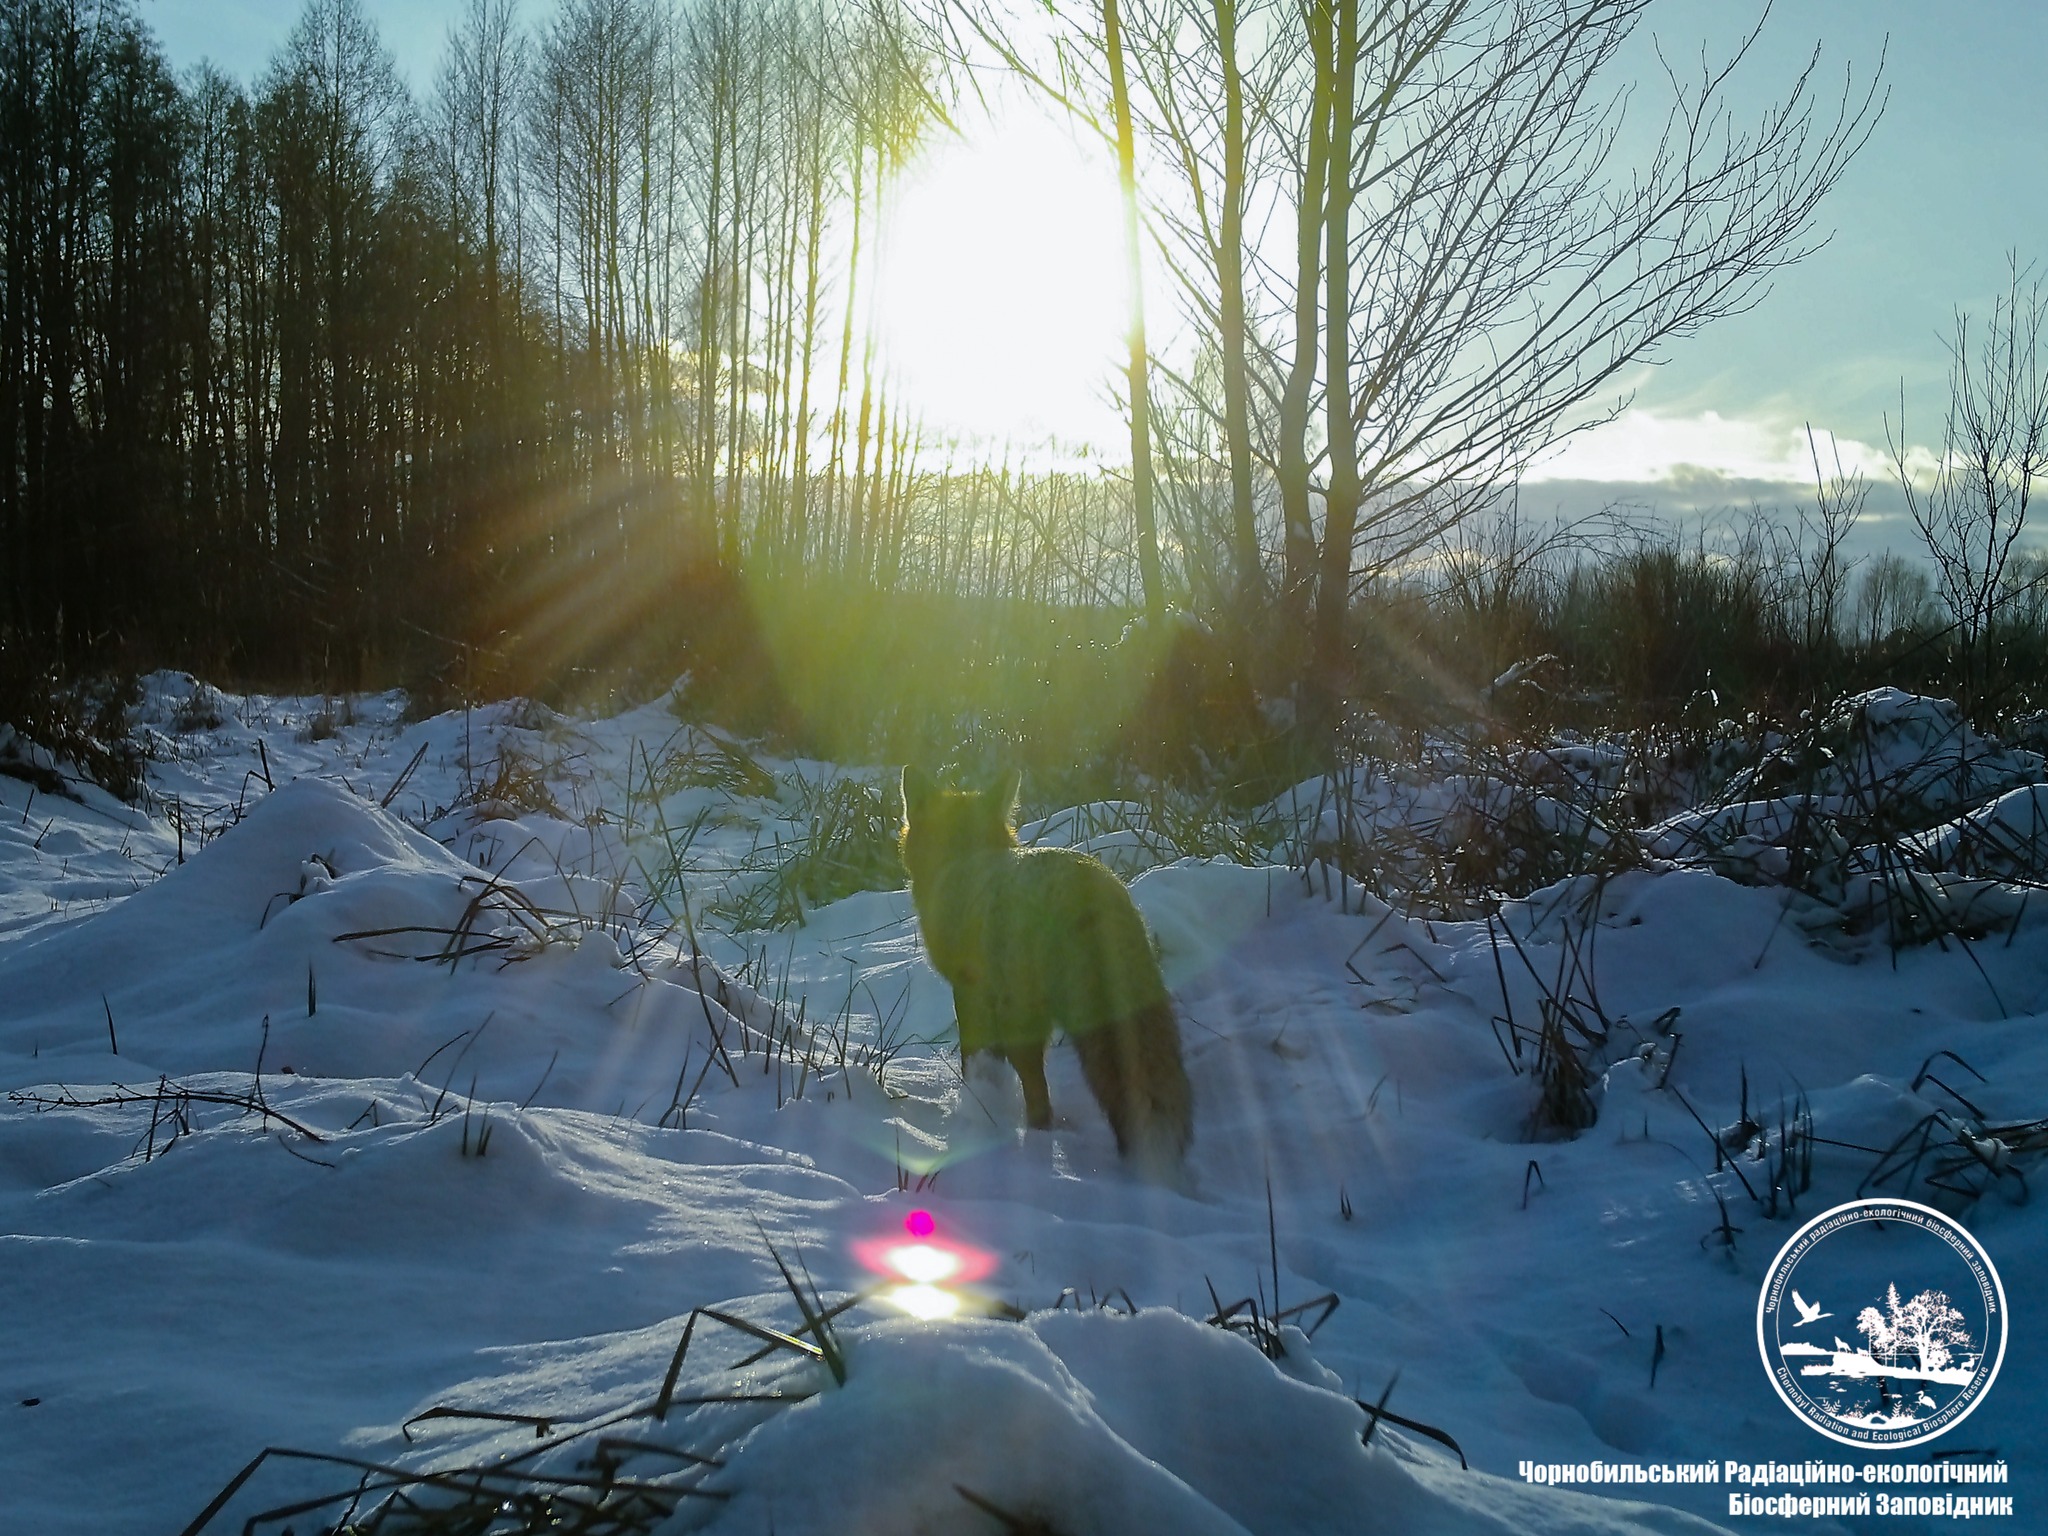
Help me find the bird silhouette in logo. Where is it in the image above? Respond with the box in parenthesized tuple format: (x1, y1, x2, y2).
(1791, 1290, 1832, 1327)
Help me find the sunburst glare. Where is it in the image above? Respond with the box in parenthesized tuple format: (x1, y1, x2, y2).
(875, 110, 1128, 454)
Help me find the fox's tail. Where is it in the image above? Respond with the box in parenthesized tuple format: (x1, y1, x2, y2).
(1071, 997, 1192, 1174)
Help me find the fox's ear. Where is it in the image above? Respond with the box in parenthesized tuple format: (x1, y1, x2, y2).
(995, 768, 1022, 817)
(901, 765, 935, 818)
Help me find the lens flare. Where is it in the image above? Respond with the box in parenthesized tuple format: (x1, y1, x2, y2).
(888, 1244, 960, 1285)
(853, 1210, 998, 1319)
(884, 1283, 962, 1321)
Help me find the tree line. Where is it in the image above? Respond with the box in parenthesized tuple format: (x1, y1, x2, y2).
(0, 0, 968, 687)
(2, 0, 1888, 719)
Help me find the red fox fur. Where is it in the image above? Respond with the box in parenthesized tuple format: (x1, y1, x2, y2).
(900, 767, 1192, 1168)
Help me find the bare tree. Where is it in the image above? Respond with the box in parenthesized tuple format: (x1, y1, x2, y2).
(1850, 552, 1935, 652)
(261, 0, 413, 666)
(1292, 0, 1884, 719)
(763, 4, 852, 571)
(1890, 255, 2048, 713)
(1114, 0, 1292, 632)
(1778, 424, 1866, 662)
(532, 0, 664, 482)
(437, 0, 528, 383)
(1272, 0, 1331, 662)
(948, 0, 1882, 722)
(1102, 0, 1165, 627)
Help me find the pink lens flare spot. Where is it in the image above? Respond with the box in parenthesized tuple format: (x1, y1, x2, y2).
(854, 1212, 995, 1290)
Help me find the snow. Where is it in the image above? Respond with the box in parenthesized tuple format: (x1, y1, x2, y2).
(1, 673, 2042, 1534)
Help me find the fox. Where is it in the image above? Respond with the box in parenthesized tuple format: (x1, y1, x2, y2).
(899, 766, 1192, 1170)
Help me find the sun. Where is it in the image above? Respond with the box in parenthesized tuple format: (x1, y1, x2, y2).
(875, 109, 1129, 455)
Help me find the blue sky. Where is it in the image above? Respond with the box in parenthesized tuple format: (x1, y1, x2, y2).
(1563, 4, 2048, 462)
(142, 0, 2048, 555)
(1528, 0, 2048, 555)
(142, 0, 459, 91)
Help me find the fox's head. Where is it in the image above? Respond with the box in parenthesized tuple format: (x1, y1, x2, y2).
(899, 767, 1020, 883)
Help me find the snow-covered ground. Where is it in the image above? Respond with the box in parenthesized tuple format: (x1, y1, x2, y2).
(1, 674, 2040, 1534)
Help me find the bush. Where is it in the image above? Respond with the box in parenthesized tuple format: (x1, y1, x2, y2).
(0, 629, 143, 800)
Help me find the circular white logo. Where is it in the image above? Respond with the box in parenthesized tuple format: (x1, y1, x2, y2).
(1758, 1199, 2006, 1447)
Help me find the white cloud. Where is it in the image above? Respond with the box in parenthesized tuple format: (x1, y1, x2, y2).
(1527, 409, 1897, 487)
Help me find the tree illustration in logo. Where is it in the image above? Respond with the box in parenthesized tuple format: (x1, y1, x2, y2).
(1855, 1283, 1972, 1371)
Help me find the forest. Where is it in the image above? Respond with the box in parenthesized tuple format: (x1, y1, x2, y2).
(9, 0, 1996, 782)
(3, 0, 954, 688)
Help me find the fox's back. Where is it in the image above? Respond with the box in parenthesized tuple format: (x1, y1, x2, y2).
(1000, 845, 1160, 969)
(943, 846, 1164, 1022)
